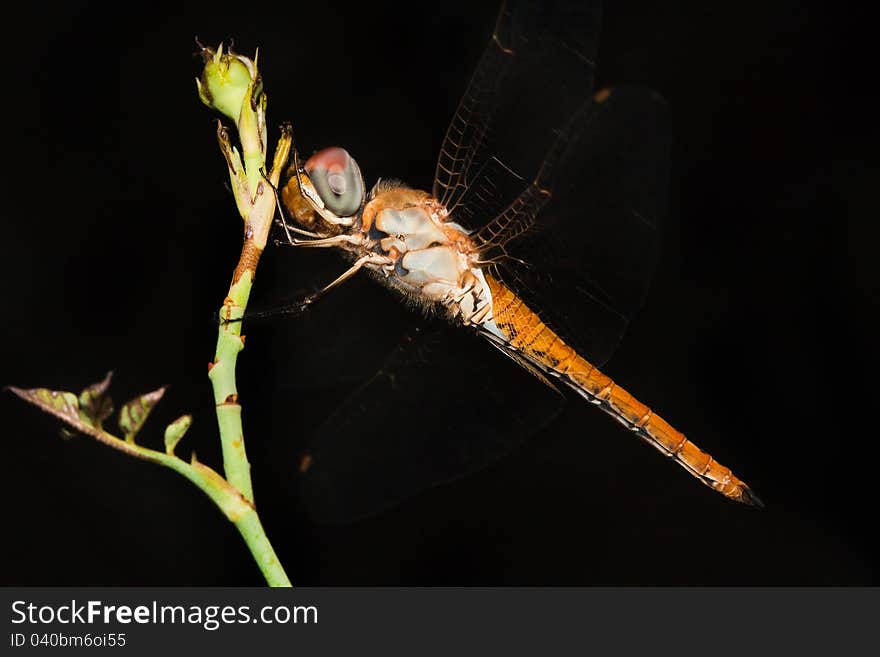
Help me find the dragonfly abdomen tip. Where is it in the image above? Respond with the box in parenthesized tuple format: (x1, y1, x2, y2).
(738, 486, 765, 509)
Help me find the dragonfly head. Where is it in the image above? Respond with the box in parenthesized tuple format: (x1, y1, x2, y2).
(282, 146, 365, 232)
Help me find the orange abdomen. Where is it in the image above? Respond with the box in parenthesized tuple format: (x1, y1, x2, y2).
(484, 274, 760, 506)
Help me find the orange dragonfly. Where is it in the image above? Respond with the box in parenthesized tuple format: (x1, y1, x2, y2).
(273, 0, 760, 521)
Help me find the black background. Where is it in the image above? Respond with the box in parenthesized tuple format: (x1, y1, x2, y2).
(3, 0, 876, 585)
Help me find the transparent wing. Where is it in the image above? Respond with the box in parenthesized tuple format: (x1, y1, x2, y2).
(433, 0, 602, 227)
(296, 318, 563, 524)
(480, 85, 671, 367)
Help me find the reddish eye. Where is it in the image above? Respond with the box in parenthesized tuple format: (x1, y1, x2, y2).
(304, 147, 364, 217)
(305, 147, 349, 175)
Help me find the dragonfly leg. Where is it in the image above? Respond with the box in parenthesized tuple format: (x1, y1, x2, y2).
(297, 253, 393, 310)
(231, 253, 393, 322)
(274, 233, 366, 249)
(467, 302, 493, 325)
(257, 167, 326, 243)
(273, 218, 324, 240)
(279, 253, 391, 312)
(312, 253, 392, 299)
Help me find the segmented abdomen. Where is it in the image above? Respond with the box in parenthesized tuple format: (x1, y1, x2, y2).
(484, 274, 760, 506)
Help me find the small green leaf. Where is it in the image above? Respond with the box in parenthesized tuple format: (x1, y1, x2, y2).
(6, 385, 103, 439)
(118, 387, 166, 443)
(164, 415, 192, 455)
(78, 371, 114, 429)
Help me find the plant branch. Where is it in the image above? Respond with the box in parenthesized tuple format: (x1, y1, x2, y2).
(196, 42, 294, 585)
(7, 42, 295, 588)
(208, 124, 291, 506)
(5, 380, 290, 585)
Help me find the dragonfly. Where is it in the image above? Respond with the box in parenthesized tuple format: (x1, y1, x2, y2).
(271, 0, 761, 522)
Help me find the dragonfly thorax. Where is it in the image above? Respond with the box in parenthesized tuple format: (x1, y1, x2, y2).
(356, 184, 495, 326)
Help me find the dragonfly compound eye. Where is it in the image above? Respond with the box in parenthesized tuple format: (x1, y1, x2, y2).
(304, 146, 365, 218)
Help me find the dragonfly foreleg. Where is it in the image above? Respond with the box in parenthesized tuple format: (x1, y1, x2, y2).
(259, 166, 296, 246)
(274, 233, 366, 249)
(273, 217, 325, 241)
(254, 166, 329, 245)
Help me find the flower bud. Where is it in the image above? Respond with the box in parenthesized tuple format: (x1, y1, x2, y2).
(196, 43, 260, 123)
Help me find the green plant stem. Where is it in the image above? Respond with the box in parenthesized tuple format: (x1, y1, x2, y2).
(126, 429, 290, 587)
(232, 508, 290, 586)
(206, 123, 291, 586)
(206, 239, 293, 587)
(208, 263, 255, 503)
